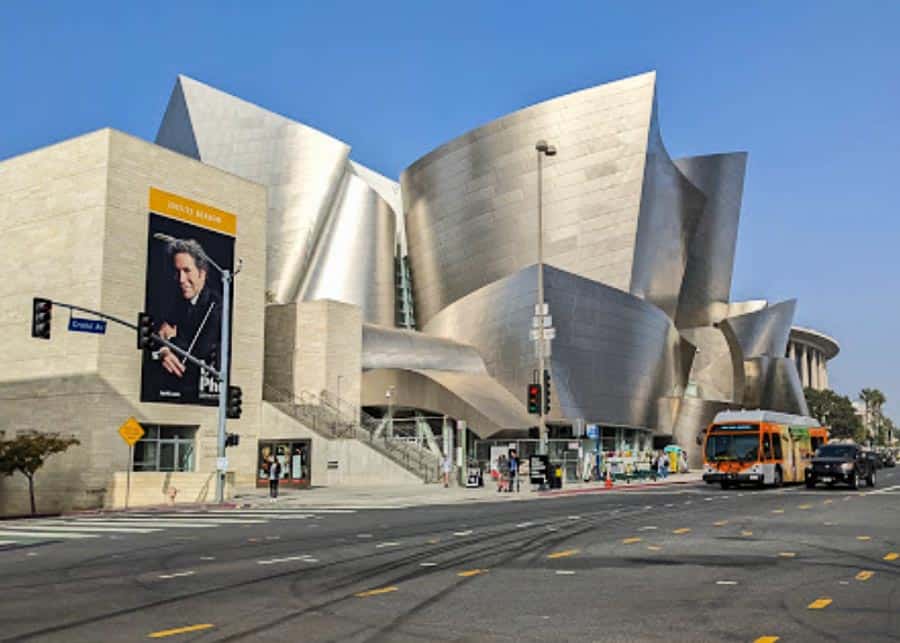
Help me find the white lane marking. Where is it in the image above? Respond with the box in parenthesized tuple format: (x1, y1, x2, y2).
(77, 517, 267, 525)
(664, 503, 674, 508)
(207, 508, 358, 514)
(26, 552, 38, 556)
(567, 515, 581, 520)
(200, 556, 216, 561)
(0, 541, 16, 546)
(639, 526, 658, 531)
(303, 558, 319, 563)
(644, 506, 653, 510)
(547, 527, 558, 532)
(357, 533, 373, 539)
(420, 562, 438, 567)
(55, 520, 216, 529)
(376, 542, 400, 548)
(869, 484, 900, 495)
(11, 524, 160, 534)
(0, 530, 98, 540)
(556, 570, 576, 575)
(716, 580, 738, 585)
(158, 571, 195, 579)
(258, 555, 309, 565)
(454, 530, 473, 536)
(516, 522, 534, 528)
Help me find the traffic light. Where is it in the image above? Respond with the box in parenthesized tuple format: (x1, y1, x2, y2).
(31, 298, 52, 340)
(543, 369, 552, 414)
(227, 385, 243, 419)
(137, 312, 153, 350)
(225, 433, 240, 448)
(527, 383, 541, 415)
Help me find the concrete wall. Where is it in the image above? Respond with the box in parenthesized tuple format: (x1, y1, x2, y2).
(261, 403, 421, 486)
(264, 299, 362, 411)
(0, 129, 267, 515)
(105, 471, 236, 509)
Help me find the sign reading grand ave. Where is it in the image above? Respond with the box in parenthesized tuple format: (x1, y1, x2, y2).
(140, 188, 236, 406)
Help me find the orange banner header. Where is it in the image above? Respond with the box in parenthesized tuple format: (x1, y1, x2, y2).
(149, 187, 237, 236)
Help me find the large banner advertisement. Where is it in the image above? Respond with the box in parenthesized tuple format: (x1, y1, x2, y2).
(141, 188, 236, 406)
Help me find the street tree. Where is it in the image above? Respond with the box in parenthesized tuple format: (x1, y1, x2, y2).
(805, 387, 864, 442)
(0, 431, 80, 515)
(859, 388, 887, 444)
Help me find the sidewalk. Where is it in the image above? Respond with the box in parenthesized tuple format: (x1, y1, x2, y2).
(232, 472, 704, 509)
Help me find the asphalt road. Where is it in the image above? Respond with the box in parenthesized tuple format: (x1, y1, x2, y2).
(1, 470, 898, 642)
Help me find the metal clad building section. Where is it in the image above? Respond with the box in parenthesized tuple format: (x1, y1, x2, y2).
(402, 72, 657, 327)
(424, 264, 692, 431)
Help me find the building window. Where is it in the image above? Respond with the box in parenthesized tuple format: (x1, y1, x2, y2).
(133, 425, 197, 472)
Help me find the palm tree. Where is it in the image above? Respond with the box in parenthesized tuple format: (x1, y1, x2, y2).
(860, 388, 888, 445)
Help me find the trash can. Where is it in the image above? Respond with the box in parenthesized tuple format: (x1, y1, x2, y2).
(550, 465, 563, 489)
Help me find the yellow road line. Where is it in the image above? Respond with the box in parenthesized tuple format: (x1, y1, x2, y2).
(807, 598, 832, 609)
(855, 570, 874, 581)
(547, 549, 579, 559)
(355, 586, 398, 598)
(754, 637, 779, 643)
(823, 499, 833, 504)
(457, 569, 487, 577)
(622, 537, 642, 544)
(646, 545, 662, 551)
(798, 504, 812, 510)
(673, 528, 691, 534)
(148, 624, 214, 638)
(778, 552, 796, 558)
(857, 536, 871, 541)
(884, 552, 899, 561)
(713, 520, 729, 526)
(771, 509, 784, 514)
(741, 530, 753, 536)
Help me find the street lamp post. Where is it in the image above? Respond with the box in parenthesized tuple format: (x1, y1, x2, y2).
(535, 140, 556, 456)
(385, 385, 396, 439)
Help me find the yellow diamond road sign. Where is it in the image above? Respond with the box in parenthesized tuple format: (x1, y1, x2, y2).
(118, 417, 145, 446)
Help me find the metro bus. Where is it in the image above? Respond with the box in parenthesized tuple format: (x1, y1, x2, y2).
(702, 410, 828, 489)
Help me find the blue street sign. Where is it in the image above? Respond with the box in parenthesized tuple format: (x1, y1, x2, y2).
(68, 317, 107, 334)
(586, 424, 600, 439)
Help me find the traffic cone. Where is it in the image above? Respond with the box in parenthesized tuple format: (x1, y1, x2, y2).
(605, 467, 613, 489)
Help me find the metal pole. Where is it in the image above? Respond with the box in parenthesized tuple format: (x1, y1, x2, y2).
(537, 149, 547, 456)
(126, 444, 132, 510)
(215, 269, 231, 504)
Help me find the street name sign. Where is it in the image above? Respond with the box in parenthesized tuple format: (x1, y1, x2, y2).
(118, 417, 145, 446)
(68, 317, 107, 334)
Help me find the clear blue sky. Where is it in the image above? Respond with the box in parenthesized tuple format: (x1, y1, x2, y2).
(2, 1, 898, 418)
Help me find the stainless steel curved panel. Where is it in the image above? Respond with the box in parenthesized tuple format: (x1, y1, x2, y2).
(673, 152, 748, 327)
(362, 324, 487, 373)
(423, 264, 693, 431)
(719, 299, 796, 359)
(740, 356, 809, 416)
(680, 326, 739, 402)
(628, 104, 706, 319)
(361, 368, 533, 437)
(156, 75, 351, 303)
(298, 174, 396, 324)
(402, 72, 657, 327)
(668, 397, 734, 468)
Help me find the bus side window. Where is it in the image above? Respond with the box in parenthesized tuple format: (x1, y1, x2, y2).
(773, 435, 783, 460)
(762, 434, 772, 460)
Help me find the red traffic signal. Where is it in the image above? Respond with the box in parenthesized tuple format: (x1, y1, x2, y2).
(527, 383, 541, 415)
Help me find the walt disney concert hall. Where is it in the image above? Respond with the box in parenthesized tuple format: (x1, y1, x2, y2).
(155, 71, 812, 468)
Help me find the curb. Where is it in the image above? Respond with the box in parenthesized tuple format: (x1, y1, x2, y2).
(538, 479, 700, 497)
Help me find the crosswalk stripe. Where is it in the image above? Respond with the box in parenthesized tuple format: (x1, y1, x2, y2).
(6, 524, 160, 534)
(0, 540, 17, 546)
(0, 530, 98, 540)
(206, 509, 358, 514)
(59, 520, 218, 529)
(73, 517, 265, 525)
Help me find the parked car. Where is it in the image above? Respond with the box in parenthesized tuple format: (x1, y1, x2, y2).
(806, 443, 876, 489)
(877, 449, 896, 468)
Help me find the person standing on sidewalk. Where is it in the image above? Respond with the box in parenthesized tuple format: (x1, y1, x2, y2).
(657, 451, 668, 480)
(268, 455, 282, 500)
(497, 454, 508, 492)
(507, 449, 519, 492)
(442, 452, 453, 488)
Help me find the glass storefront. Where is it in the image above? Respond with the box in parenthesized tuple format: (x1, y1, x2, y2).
(257, 439, 312, 488)
(133, 425, 197, 472)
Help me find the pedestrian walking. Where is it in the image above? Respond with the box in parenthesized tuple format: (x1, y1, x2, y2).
(497, 454, 508, 492)
(657, 451, 668, 480)
(268, 455, 282, 500)
(507, 449, 519, 492)
(442, 452, 453, 488)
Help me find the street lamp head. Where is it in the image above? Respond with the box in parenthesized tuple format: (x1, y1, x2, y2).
(545, 145, 557, 157)
(535, 140, 549, 152)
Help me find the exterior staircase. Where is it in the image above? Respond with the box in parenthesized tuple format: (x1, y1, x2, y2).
(263, 384, 441, 483)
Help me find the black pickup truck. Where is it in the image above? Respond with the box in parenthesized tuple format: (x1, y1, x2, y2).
(806, 443, 876, 489)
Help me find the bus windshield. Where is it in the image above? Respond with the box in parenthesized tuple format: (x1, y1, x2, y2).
(705, 433, 760, 462)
